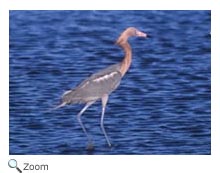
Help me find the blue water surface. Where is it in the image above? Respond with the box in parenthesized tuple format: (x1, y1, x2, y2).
(9, 10, 211, 155)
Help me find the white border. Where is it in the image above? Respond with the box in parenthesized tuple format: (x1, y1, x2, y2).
(5, 0, 219, 10)
(1, 0, 220, 173)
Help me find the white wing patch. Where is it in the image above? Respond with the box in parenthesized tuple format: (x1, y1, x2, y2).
(81, 81, 90, 88)
(93, 71, 118, 83)
(62, 90, 72, 96)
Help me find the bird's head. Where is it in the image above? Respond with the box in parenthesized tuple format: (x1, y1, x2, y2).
(116, 27, 147, 45)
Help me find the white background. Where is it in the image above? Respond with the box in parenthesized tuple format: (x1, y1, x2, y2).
(0, 0, 219, 172)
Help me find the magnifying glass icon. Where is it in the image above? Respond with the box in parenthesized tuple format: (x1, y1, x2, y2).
(8, 159, 22, 173)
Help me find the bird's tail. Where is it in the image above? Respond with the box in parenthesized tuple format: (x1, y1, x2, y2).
(45, 102, 67, 113)
(53, 102, 67, 110)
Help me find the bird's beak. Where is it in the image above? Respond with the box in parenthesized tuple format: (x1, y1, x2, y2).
(136, 30, 147, 37)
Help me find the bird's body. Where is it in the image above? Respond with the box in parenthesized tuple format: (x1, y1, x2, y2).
(56, 27, 147, 149)
(61, 63, 122, 104)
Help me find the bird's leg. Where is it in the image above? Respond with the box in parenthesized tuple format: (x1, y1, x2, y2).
(77, 101, 95, 149)
(101, 94, 111, 147)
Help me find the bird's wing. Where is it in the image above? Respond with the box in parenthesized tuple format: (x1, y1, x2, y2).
(76, 63, 121, 88)
(76, 67, 122, 96)
(61, 63, 122, 104)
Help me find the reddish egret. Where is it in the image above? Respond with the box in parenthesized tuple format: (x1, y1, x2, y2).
(56, 27, 147, 149)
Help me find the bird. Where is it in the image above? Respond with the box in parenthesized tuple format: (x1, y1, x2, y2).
(55, 27, 147, 149)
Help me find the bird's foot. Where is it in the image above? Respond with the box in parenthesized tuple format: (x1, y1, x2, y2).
(86, 142, 94, 151)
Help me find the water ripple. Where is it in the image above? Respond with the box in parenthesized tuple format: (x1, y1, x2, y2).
(10, 10, 210, 155)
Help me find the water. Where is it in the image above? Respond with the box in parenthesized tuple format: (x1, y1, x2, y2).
(9, 10, 211, 155)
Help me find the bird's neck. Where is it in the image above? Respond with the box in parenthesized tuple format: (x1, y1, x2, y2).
(119, 42, 132, 77)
